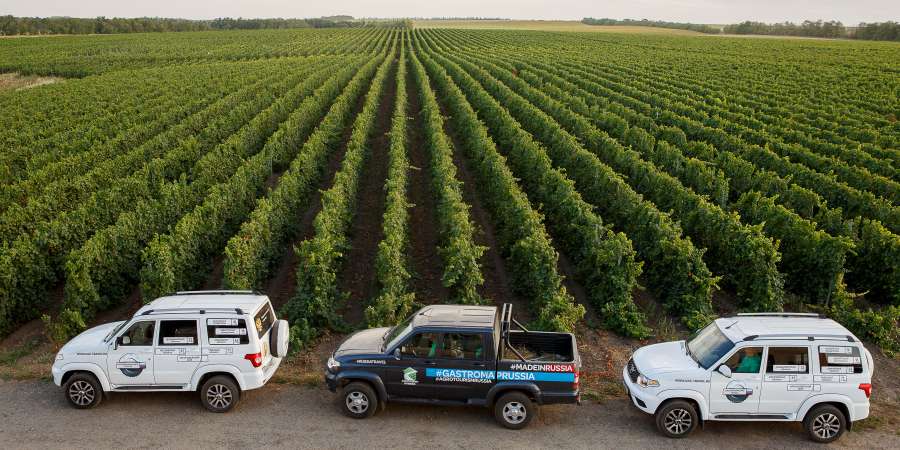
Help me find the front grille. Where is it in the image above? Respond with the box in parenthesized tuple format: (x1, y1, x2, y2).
(627, 358, 639, 383)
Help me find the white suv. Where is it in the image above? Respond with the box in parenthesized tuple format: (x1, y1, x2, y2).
(623, 313, 873, 443)
(51, 290, 289, 412)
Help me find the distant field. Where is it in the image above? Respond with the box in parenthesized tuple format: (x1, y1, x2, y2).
(412, 19, 701, 34)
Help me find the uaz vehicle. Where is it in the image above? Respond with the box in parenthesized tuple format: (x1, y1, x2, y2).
(51, 290, 289, 412)
(325, 303, 580, 429)
(624, 313, 873, 443)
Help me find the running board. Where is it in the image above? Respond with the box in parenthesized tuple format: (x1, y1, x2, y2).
(714, 414, 790, 420)
(114, 385, 187, 391)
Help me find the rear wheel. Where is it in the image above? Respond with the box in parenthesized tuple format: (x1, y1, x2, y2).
(63, 373, 103, 409)
(655, 400, 698, 438)
(341, 382, 377, 419)
(804, 405, 846, 443)
(494, 392, 534, 429)
(200, 376, 240, 413)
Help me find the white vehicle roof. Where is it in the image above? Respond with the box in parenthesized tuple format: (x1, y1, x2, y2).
(715, 313, 859, 344)
(135, 291, 270, 317)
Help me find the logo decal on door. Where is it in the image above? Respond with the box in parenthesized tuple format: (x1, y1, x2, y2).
(402, 367, 418, 385)
(723, 380, 754, 403)
(115, 354, 147, 377)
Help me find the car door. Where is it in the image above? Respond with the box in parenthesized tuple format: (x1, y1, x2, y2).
(709, 346, 764, 415)
(153, 319, 202, 387)
(383, 331, 438, 399)
(758, 346, 813, 416)
(429, 332, 494, 402)
(107, 320, 156, 386)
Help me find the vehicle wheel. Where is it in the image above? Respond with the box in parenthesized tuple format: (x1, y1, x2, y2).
(341, 382, 377, 419)
(804, 404, 846, 443)
(63, 373, 103, 409)
(270, 319, 289, 358)
(655, 400, 698, 438)
(494, 392, 534, 430)
(201, 375, 241, 413)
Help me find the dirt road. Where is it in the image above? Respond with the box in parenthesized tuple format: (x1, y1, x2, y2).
(1, 380, 897, 449)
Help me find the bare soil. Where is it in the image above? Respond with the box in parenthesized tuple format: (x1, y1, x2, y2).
(0, 72, 62, 91)
(337, 60, 398, 327)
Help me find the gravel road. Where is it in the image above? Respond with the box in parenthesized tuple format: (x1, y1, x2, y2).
(1, 380, 897, 449)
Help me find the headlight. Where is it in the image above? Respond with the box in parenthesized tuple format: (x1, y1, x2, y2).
(637, 374, 659, 388)
(327, 356, 340, 371)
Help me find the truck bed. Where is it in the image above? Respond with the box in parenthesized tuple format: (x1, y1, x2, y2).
(504, 330, 575, 363)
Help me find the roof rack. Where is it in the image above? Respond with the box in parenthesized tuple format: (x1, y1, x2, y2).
(173, 290, 262, 296)
(736, 312, 823, 318)
(743, 333, 854, 342)
(140, 307, 244, 316)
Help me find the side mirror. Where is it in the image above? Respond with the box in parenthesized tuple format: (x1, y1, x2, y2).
(393, 348, 401, 360)
(120, 336, 131, 346)
(717, 364, 732, 378)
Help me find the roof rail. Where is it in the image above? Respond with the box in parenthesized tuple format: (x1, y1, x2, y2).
(736, 312, 823, 318)
(173, 290, 261, 296)
(140, 307, 244, 316)
(743, 333, 854, 342)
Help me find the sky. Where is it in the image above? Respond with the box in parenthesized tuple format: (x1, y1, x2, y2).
(1, 0, 898, 25)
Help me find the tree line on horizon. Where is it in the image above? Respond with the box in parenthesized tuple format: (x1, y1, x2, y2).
(0, 16, 375, 35)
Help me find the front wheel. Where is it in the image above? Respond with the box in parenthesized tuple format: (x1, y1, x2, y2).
(63, 373, 103, 409)
(341, 382, 378, 419)
(200, 376, 241, 413)
(804, 405, 846, 443)
(494, 392, 534, 429)
(655, 400, 698, 438)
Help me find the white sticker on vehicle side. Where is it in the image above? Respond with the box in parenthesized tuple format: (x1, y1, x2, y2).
(215, 328, 247, 336)
(765, 374, 798, 382)
(814, 375, 848, 383)
(209, 338, 241, 345)
(820, 346, 852, 354)
(826, 356, 860, 365)
(787, 384, 821, 392)
(163, 337, 193, 345)
(203, 347, 234, 355)
(177, 356, 208, 362)
(155, 348, 185, 355)
(207, 319, 239, 326)
(821, 366, 854, 374)
(773, 365, 806, 372)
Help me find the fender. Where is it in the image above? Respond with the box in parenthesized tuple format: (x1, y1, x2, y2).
(59, 363, 112, 392)
(487, 382, 541, 405)
(797, 393, 855, 421)
(333, 371, 388, 401)
(657, 389, 710, 420)
(190, 365, 246, 390)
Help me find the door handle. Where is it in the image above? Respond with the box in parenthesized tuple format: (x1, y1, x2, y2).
(472, 362, 486, 367)
(423, 361, 437, 366)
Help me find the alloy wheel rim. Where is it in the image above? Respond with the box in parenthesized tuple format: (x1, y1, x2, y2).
(68, 380, 95, 406)
(503, 401, 526, 424)
(206, 384, 233, 409)
(812, 413, 840, 439)
(346, 391, 369, 414)
(664, 408, 692, 435)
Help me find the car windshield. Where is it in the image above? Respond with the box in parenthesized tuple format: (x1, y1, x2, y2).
(687, 322, 735, 369)
(383, 313, 416, 351)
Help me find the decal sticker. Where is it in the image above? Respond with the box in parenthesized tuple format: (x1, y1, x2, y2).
(354, 359, 386, 365)
(155, 348, 185, 355)
(209, 338, 241, 345)
(402, 367, 418, 385)
(723, 380, 754, 403)
(765, 374, 798, 382)
(822, 366, 854, 374)
(177, 356, 207, 362)
(162, 337, 194, 345)
(428, 369, 494, 384)
(787, 384, 821, 392)
(423, 368, 576, 383)
(773, 365, 806, 372)
(826, 356, 860, 365)
(215, 328, 247, 336)
(814, 375, 847, 383)
(508, 363, 575, 372)
(203, 347, 233, 355)
(115, 354, 147, 378)
(820, 346, 852, 354)
(207, 318, 239, 326)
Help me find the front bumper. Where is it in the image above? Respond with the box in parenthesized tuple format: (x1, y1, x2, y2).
(325, 370, 338, 392)
(622, 366, 662, 414)
(51, 364, 63, 386)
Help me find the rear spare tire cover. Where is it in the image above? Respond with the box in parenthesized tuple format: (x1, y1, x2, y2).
(270, 319, 289, 357)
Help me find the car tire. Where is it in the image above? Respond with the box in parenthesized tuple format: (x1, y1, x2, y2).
(201, 375, 241, 413)
(63, 372, 103, 409)
(655, 400, 698, 438)
(270, 319, 289, 358)
(804, 404, 846, 443)
(341, 382, 378, 419)
(494, 392, 534, 430)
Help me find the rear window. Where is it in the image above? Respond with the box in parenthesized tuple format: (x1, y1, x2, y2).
(206, 318, 249, 345)
(254, 303, 275, 338)
(818, 345, 863, 374)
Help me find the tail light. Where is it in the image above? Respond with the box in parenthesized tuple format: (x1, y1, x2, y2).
(574, 370, 580, 390)
(244, 352, 263, 368)
(859, 383, 872, 398)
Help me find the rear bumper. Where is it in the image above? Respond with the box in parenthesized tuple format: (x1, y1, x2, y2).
(540, 390, 580, 405)
(240, 357, 282, 390)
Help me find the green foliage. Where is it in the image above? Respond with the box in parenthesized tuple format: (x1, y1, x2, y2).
(827, 293, 900, 355)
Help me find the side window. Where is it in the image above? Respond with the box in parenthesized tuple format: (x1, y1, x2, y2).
(723, 347, 764, 374)
(766, 347, 809, 374)
(206, 318, 249, 345)
(400, 333, 439, 359)
(437, 333, 485, 360)
(818, 345, 863, 374)
(158, 320, 198, 346)
(119, 321, 155, 346)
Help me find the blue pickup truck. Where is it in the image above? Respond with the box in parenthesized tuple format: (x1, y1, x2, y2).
(325, 303, 581, 428)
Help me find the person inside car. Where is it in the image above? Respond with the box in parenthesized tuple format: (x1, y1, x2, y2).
(735, 347, 762, 373)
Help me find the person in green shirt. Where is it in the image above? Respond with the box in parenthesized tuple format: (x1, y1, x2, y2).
(735, 348, 762, 373)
